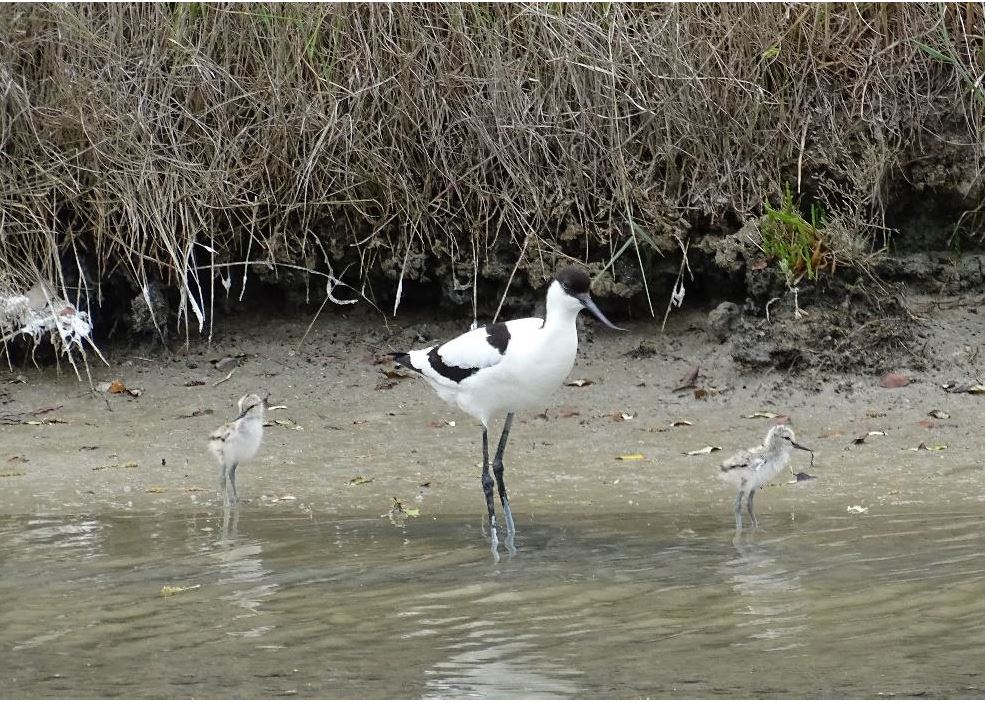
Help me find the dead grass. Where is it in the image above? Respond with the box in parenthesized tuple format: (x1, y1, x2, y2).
(0, 3, 982, 338)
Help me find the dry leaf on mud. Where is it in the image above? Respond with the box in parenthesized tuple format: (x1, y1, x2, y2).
(916, 419, 935, 429)
(386, 497, 420, 525)
(566, 378, 593, 387)
(693, 388, 708, 400)
(213, 356, 241, 372)
(928, 409, 950, 419)
(616, 453, 646, 461)
(607, 411, 636, 422)
(744, 411, 779, 419)
(0, 471, 24, 478)
(909, 442, 948, 452)
(268, 418, 302, 431)
(108, 379, 128, 394)
(670, 420, 693, 427)
(685, 446, 721, 455)
(382, 369, 412, 380)
(558, 408, 580, 419)
(941, 381, 984, 394)
(673, 365, 700, 392)
(161, 584, 201, 597)
(788, 472, 816, 483)
(347, 475, 373, 486)
(879, 373, 910, 388)
(850, 431, 886, 445)
(92, 461, 138, 471)
(184, 378, 207, 387)
(7, 455, 29, 464)
(175, 408, 213, 419)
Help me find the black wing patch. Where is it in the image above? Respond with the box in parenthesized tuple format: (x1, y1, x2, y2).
(427, 347, 478, 383)
(485, 322, 511, 354)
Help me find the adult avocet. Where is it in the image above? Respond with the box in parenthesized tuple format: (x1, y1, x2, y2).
(209, 393, 266, 507)
(392, 266, 623, 552)
(720, 424, 813, 530)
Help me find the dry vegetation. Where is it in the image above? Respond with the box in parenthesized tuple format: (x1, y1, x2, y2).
(0, 3, 982, 343)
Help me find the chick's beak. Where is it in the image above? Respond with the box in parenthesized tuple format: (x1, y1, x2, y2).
(576, 293, 626, 331)
(792, 440, 813, 452)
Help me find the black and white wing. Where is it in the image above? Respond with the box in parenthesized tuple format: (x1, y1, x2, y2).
(396, 321, 515, 387)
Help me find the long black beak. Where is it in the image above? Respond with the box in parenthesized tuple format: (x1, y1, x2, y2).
(577, 293, 626, 331)
(792, 440, 813, 452)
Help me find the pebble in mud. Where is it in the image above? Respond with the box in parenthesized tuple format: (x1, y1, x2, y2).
(706, 301, 741, 343)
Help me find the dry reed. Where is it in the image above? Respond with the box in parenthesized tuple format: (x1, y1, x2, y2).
(0, 3, 981, 340)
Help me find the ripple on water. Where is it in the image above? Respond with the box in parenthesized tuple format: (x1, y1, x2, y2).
(0, 509, 982, 698)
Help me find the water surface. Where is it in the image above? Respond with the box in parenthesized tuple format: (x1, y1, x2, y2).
(1, 509, 982, 698)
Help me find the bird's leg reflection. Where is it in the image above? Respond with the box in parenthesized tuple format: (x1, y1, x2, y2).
(733, 491, 745, 530)
(504, 531, 517, 557)
(221, 505, 240, 543)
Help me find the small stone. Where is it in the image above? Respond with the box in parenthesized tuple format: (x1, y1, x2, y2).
(706, 302, 741, 343)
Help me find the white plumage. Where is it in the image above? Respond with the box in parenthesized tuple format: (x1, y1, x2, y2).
(208, 393, 266, 507)
(394, 266, 622, 551)
(720, 424, 813, 529)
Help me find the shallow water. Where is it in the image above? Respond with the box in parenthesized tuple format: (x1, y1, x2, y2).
(1, 508, 982, 699)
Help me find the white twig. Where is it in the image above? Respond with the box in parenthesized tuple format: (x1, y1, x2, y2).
(765, 296, 781, 324)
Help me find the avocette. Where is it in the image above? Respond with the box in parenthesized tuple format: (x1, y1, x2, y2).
(392, 266, 623, 552)
(720, 424, 813, 530)
(208, 393, 266, 507)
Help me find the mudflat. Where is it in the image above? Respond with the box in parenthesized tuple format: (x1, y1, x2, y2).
(1, 297, 981, 523)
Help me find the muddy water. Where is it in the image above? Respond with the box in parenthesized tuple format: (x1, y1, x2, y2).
(1, 507, 981, 699)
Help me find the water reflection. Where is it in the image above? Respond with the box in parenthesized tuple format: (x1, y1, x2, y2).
(415, 585, 584, 699)
(215, 508, 279, 636)
(10, 515, 104, 559)
(721, 532, 808, 652)
(0, 510, 980, 698)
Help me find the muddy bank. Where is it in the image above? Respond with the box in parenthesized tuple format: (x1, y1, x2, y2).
(0, 293, 981, 524)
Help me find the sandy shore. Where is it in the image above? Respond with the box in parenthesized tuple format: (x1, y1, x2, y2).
(0, 297, 982, 527)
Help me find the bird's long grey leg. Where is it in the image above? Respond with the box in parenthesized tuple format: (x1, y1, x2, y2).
(747, 489, 759, 528)
(492, 413, 516, 537)
(481, 428, 499, 551)
(733, 491, 744, 531)
(228, 462, 239, 507)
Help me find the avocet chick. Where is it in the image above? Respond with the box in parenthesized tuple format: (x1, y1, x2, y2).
(720, 424, 813, 530)
(209, 393, 266, 507)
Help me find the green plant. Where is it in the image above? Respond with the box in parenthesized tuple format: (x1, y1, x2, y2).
(761, 185, 833, 284)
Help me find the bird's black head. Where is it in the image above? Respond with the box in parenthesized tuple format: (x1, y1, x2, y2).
(554, 266, 592, 296)
(551, 265, 625, 331)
